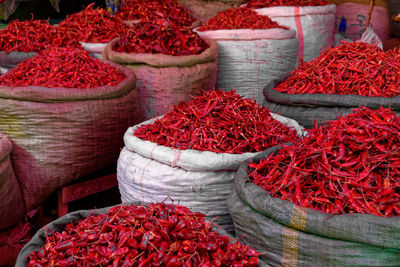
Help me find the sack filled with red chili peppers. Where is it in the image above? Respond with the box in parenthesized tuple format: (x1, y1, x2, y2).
(264, 41, 400, 128)
(103, 21, 218, 119)
(57, 3, 129, 59)
(0, 47, 143, 211)
(244, 0, 336, 62)
(0, 132, 25, 231)
(15, 203, 265, 267)
(195, 7, 298, 104)
(0, 18, 79, 68)
(229, 106, 400, 266)
(117, 89, 303, 233)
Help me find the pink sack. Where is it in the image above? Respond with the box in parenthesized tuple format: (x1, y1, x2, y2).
(0, 62, 142, 211)
(335, 3, 390, 42)
(0, 132, 25, 230)
(103, 38, 218, 120)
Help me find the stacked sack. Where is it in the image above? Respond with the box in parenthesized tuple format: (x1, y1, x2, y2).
(264, 41, 400, 128)
(103, 21, 218, 120)
(117, 90, 303, 233)
(245, 0, 337, 62)
(196, 7, 298, 104)
(0, 47, 142, 211)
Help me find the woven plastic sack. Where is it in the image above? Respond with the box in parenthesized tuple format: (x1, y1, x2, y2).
(228, 147, 400, 266)
(334, 3, 390, 42)
(0, 62, 142, 211)
(0, 51, 36, 69)
(15, 203, 268, 267)
(0, 221, 32, 267)
(0, 132, 25, 230)
(253, 4, 336, 62)
(117, 113, 303, 233)
(196, 28, 298, 104)
(103, 38, 218, 120)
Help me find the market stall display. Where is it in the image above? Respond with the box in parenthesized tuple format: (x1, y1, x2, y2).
(103, 22, 218, 119)
(264, 41, 400, 128)
(196, 7, 298, 104)
(117, 90, 303, 232)
(229, 107, 400, 265)
(245, 0, 336, 62)
(17, 203, 261, 266)
(0, 47, 142, 211)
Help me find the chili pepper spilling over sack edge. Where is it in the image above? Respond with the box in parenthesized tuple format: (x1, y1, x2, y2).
(0, 47, 126, 88)
(27, 203, 260, 266)
(113, 21, 209, 56)
(134, 89, 299, 154)
(249, 107, 400, 217)
(274, 42, 400, 97)
(197, 7, 288, 31)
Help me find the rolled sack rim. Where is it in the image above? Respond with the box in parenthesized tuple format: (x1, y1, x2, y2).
(195, 27, 297, 41)
(0, 60, 136, 103)
(253, 4, 337, 18)
(264, 85, 400, 110)
(103, 37, 218, 68)
(122, 113, 303, 171)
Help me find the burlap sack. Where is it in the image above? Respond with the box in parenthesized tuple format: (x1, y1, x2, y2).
(103, 37, 218, 120)
(0, 62, 142, 211)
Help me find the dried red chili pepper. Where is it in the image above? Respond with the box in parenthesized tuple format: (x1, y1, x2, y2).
(249, 107, 400, 217)
(0, 47, 125, 88)
(113, 21, 209, 56)
(134, 89, 299, 154)
(57, 3, 129, 43)
(115, 0, 195, 27)
(0, 19, 79, 53)
(197, 7, 288, 31)
(246, 0, 329, 8)
(27, 203, 260, 266)
(274, 41, 400, 97)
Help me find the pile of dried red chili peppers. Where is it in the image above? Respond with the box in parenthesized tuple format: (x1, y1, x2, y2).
(27, 203, 260, 266)
(197, 7, 288, 31)
(249, 107, 400, 217)
(0, 47, 125, 88)
(115, 0, 195, 27)
(113, 21, 209, 56)
(57, 3, 129, 43)
(245, 0, 328, 8)
(274, 42, 400, 97)
(0, 19, 79, 53)
(134, 90, 299, 154)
